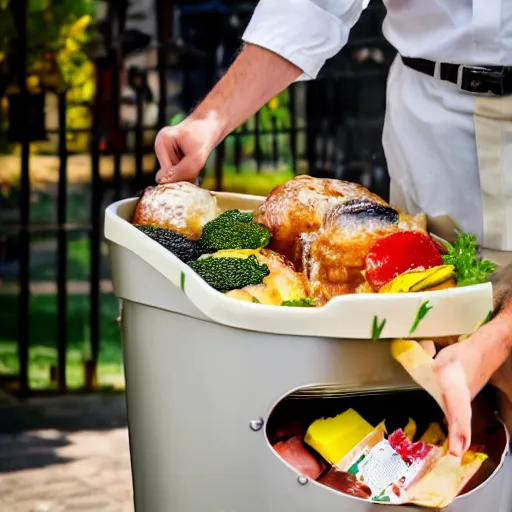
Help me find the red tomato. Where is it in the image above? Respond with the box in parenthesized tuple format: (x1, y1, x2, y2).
(365, 232, 443, 291)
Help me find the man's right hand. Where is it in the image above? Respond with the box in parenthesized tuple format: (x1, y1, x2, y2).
(155, 116, 222, 184)
(154, 44, 302, 185)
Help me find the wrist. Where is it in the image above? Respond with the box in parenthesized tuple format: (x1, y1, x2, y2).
(188, 107, 228, 147)
(497, 303, 512, 349)
(481, 313, 512, 352)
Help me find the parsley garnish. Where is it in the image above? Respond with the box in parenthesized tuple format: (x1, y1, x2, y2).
(371, 316, 387, 340)
(252, 297, 260, 304)
(410, 300, 433, 334)
(281, 298, 317, 307)
(442, 231, 496, 287)
(180, 271, 186, 291)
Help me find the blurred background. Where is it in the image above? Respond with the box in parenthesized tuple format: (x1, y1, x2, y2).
(0, 0, 394, 398)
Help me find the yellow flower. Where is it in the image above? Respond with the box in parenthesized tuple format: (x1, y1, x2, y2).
(268, 97, 280, 110)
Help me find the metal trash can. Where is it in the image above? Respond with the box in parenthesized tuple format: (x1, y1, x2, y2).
(105, 194, 511, 512)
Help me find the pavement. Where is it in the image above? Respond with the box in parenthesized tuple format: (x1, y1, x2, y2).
(0, 395, 134, 512)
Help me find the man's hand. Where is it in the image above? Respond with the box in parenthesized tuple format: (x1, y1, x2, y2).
(422, 310, 512, 457)
(155, 116, 222, 184)
(155, 43, 302, 184)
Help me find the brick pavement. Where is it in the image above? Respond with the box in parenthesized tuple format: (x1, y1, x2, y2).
(0, 396, 134, 512)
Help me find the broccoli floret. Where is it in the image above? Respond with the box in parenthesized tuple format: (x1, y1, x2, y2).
(281, 298, 317, 307)
(189, 255, 270, 293)
(136, 225, 210, 263)
(199, 209, 271, 251)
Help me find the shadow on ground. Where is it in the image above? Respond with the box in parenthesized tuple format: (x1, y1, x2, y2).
(0, 431, 74, 473)
(0, 394, 128, 433)
(0, 395, 129, 474)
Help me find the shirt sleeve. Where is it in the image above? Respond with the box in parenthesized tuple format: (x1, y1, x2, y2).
(242, 0, 365, 80)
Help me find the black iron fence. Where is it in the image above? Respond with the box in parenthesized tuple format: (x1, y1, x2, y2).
(0, 0, 393, 396)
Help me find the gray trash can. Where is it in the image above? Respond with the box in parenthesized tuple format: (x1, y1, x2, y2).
(105, 194, 511, 512)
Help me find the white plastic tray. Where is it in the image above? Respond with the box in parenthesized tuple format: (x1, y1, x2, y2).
(105, 193, 494, 339)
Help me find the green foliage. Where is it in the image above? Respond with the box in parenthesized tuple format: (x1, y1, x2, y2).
(0, 292, 122, 390)
(281, 298, 316, 307)
(442, 232, 497, 287)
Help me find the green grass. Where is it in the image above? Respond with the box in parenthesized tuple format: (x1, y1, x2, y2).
(202, 166, 299, 196)
(0, 293, 124, 390)
(0, 164, 302, 390)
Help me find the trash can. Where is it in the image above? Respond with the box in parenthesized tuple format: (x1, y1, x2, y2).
(105, 193, 511, 512)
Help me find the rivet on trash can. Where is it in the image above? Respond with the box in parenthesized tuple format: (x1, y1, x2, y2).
(249, 418, 264, 431)
(297, 475, 308, 486)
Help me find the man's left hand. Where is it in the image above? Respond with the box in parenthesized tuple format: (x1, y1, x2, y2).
(421, 311, 512, 457)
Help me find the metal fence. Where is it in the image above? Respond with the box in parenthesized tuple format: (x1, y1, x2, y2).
(0, 0, 393, 396)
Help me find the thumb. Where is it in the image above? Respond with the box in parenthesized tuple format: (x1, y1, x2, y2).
(434, 359, 472, 457)
(156, 153, 207, 184)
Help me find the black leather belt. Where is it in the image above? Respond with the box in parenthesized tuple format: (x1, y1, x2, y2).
(401, 56, 512, 96)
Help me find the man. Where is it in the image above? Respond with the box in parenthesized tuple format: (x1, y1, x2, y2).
(154, 0, 512, 457)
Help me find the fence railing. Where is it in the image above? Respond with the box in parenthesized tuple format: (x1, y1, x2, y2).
(0, 0, 392, 396)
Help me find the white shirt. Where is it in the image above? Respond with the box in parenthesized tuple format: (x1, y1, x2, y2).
(242, 0, 512, 80)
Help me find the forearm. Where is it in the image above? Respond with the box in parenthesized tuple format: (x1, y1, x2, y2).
(491, 263, 512, 349)
(190, 43, 302, 145)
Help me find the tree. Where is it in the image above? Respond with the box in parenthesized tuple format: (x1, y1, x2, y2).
(0, 0, 96, 152)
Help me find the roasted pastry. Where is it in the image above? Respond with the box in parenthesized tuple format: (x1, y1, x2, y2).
(254, 176, 427, 301)
(133, 182, 219, 240)
(225, 249, 310, 306)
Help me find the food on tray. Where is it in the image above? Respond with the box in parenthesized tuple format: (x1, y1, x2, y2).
(189, 252, 270, 293)
(135, 226, 210, 263)
(365, 232, 444, 292)
(378, 265, 455, 294)
(281, 298, 316, 307)
(199, 209, 271, 251)
(253, 175, 427, 301)
(224, 249, 310, 306)
(132, 178, 496, 305)
(441, 231, 497, 287)
(270, 407, 490, 508)
(133, 182, 218, 239)
(304, 408, 374, 464)
(272, 436, 326, 479)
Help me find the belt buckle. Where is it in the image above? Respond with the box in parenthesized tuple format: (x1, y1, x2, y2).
(457, 65, 506, 96)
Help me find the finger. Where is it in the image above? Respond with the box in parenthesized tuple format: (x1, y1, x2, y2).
(155, 127, 183, 172)
(157, 154, 205, 184)
(419, 340, 437, 358)
(435, 360, 472, 457)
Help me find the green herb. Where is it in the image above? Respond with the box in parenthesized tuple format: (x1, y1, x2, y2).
(252, 297, 260, 304)
(442, 231, 497, 287)
(180, 271, 186, 291)
(410, 300, 433, 334)
(281, 298, 317, 307)
(371, 316, 386, 340)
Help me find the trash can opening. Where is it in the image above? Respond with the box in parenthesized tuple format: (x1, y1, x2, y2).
(264, 387, 508, 505)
